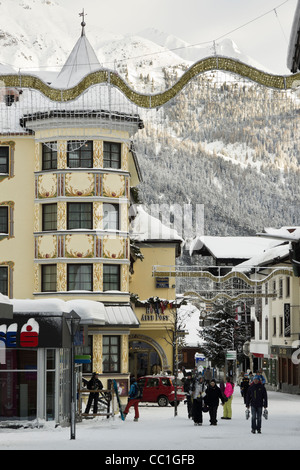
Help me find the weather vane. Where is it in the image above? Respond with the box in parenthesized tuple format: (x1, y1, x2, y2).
(79, 9, 87, 35)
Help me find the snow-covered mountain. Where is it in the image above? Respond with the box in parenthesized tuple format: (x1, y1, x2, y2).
(137, 28, 268, 71)
(0, 0, 267, 79)
(0, 0, 298, 244)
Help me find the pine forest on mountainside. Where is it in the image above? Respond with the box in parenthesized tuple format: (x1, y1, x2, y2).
(132, 66, 300, 239)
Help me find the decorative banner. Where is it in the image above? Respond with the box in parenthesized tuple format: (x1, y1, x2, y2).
(1, 57, 300, 107)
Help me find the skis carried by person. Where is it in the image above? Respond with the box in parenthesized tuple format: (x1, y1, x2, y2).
(113, 379, 125, 421)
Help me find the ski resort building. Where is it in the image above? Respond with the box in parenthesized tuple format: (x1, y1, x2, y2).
(0, 18, 185, 423)
(0, 21, 145, 423)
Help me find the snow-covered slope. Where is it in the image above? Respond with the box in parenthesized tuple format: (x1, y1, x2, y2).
(138, 28, 269, 71)
(0, 0, 268, 79)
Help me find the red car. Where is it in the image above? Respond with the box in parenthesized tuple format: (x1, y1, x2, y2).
(137, 375, 185, 407)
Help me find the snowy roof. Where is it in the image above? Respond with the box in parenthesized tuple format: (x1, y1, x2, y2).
(258, 226, 300, 241)
(233, 243, 290, 273)
(189, 235, 281, 259)
(287, 0, 300, 72)
(129, 205, 183, 243)
(51, 25, 102, 89)
(0, 295, 139, 327)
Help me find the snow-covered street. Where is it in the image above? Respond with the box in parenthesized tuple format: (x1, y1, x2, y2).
(1, 389, 300, 451)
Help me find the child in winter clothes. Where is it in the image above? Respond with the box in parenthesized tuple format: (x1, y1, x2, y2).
(204, 379, 225, 425)
(222, 377, 234, 419)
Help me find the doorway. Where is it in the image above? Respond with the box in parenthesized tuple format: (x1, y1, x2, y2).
(129, 340, 162, 377)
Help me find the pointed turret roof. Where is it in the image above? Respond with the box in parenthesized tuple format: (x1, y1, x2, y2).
(51, 14, 101, 89)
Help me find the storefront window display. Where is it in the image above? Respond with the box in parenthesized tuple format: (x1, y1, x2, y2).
(0, 349, 37, 420)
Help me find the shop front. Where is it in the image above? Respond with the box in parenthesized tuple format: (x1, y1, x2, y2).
(0, 308, 82, 425)
(270, 345, 300, 394)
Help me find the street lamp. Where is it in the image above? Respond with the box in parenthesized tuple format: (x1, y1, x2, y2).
(66, 311, 81, 440)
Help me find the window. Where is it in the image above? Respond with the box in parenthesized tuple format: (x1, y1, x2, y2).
(103, 203, 119, 231)
(279, 278, 283, 298)
(273, 317, 277, 336)
(42, 143, 57, 170)
(102, 336, 120, 373)
(0, 147, 9, 174)
(0, 207, 8, 234)
(67, 141, 93, 168)
(42, 204, 57, 231)
(273, 280, 276, 298)
(103, 265, 120, 291)
(265, 318, 268, 340)
(67, 203, 93, 230)
(103, 142, 121, 169)
(0, 350, 37, 421)
(67, 264, 93, 291)
(279, 316, 283, 336)
(265, 282, 268, 305)
(0, 266, 8, 295)
(286, 277, 290, 298)
(41, 265, 57, 292)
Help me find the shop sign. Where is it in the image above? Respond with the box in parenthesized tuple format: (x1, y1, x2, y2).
(155, 277, 169, 288)
(141, 313, 169, 321)
(0, 312, 82, 350)
(0, 318, 39, 349)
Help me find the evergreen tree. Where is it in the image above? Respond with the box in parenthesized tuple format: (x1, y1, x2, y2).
(199, 300, 247, 369)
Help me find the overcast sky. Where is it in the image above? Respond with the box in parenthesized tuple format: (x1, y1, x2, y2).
(66, 0, 297, 74)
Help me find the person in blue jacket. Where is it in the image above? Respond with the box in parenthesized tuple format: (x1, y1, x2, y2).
(246, 375, 268, 434)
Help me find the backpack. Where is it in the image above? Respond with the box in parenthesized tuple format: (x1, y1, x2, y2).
(131, 382, 143, 399)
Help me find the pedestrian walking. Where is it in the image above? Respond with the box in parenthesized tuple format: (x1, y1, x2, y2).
(203, 367, 213, 385)
(183, 371, 193, 419)
(124, 375, 142, 421)
(204, 379, 225, 425)
(256, 368, 267, 385)
(84, 372, 103, 415)
(240, 373, 250, 404)
(191, 375, 206, 426)
(222, 377, 234, 420)
(245, 375, 268, 434)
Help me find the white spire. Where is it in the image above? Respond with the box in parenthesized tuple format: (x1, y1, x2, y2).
(51, 10, 101, 89)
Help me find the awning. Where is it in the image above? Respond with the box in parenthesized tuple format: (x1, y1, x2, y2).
(104, 306, 139, 328)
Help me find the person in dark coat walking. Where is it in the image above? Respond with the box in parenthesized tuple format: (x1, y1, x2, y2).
(204, 379, 225, 425)
(191, 375, 206, 426)
(240, 373, 250, 404)
(183, 371, 193, 419)
(246, 375, 268, 434)
(84, 372, 103, 414)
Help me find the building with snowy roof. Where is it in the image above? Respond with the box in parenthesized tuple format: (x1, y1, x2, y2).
(0, 17, 147, 424)
(232, 228, 300, 394)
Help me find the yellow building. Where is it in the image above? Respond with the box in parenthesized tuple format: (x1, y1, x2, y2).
(0, 21, 184, 420)
(0, 23, 144, 405)
(129, 205, 182, 377)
